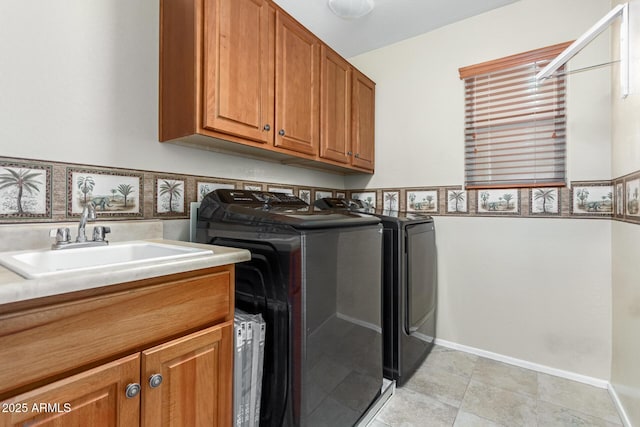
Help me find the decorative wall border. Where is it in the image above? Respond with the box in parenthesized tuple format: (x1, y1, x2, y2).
(445, 187, 469, 215)
(621, 170, 640, 223)
(476, 189, 520, 216)
(0, 160, 51, 219)
(530, 188, 560, 216)
(0, 156, 342, 223)
(66, 167, 143, 218)
(570, 181, 613, 217)
(406, 188, 440, 214)
(154, 175, 187, 218)
(0, 156, 637, 226)
(196, 180, 235, 202)
(347, 179, 637, 223)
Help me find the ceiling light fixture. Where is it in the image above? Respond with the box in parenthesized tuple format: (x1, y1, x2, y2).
(327, 0, 374, 20)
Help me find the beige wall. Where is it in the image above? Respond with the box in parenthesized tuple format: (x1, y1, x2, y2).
(347, 0, 614, 380)
(611, 0, 640, 425)
(435, 217, 612, 379)
(347, 0, 612, 190)
(0, 0, 343, 190)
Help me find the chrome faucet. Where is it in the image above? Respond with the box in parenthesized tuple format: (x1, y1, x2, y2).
(76, 202, 97, 243)
(50, 202, 111, 250)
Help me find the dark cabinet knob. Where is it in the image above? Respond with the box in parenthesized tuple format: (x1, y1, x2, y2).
(347, 151, 353, 156)
(125, 383, 141, 399)
(149, 374, 163, 388)
(279, 129, 285, 136)
(355, 153, 360, 158)
(263, 124, 270, 131)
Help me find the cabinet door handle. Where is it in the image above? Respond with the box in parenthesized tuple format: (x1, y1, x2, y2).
(263, 124, 270, 131)
(149, 374, 163, 389)
(354, 153, 360, 158)
(125, 383, 141, 398)
(347, 151, 353, 156)
(278, 129, 285, 136)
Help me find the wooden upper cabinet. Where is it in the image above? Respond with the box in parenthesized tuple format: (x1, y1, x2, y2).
(159, 0, 374, 173)
(320, 46, 351, 164)
(274, 11, 320, 156)
(352, 69, 376, 171)
(0, 354, 140, 427)
(203, 0, 274, 144)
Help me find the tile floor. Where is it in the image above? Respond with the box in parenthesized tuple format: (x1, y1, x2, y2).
(371, 345, 623, 427)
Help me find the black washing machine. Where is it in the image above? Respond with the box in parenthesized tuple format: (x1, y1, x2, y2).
(315, 198, 437, 387)
(197, 190, 384, 426)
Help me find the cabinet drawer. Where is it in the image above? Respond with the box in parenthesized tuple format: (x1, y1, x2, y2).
(0, 269, 231, 397)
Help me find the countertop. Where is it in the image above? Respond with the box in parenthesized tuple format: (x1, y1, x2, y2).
(0, 239, 250, 306)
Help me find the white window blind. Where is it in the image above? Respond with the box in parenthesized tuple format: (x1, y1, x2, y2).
(458, 42, 572, 189)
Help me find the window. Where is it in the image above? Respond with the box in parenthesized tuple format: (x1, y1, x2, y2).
(458, 42, 573, 189)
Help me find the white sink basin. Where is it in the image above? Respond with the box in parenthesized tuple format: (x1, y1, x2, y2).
(0, 241, 213, 279)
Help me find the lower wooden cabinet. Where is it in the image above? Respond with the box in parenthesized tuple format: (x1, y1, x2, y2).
(142, 323, 233, 427)
(0, 266, 235, 427)
(0, 323, 232, 427)
(0, 354, 140, 427)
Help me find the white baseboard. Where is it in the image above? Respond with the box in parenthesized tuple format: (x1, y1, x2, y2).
(433, 338, 609, 389)
(608, 383, 634, 427)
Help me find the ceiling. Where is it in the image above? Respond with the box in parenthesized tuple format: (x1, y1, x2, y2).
(272, 0, 522, 58)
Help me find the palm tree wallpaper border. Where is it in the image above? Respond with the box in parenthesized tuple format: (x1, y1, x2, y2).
(298, 188, 311, 205)
(0, 161, 51, 218)
(446, 188, 468, 214)
(406, 190, 439, 214)
(67, 168, 143, 218)
(196, 181, 235, 202)
(571, 183, 614, 216)
(625, 176, 640, 219)
(351, 192, 377, 209)
(383, 191, 400, 211)
(614, 180, 625, 217)
(530, 188, 560, 215)
(477, 190, 520, 215)
(314, 190, 334, 201)
(267, 186, 294, 195)
(1, 156, 638, 225)
(155, 176, 186, 217)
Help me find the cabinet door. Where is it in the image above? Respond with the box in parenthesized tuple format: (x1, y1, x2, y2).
(320, 46, 351, 164)
(352, 70, 376, 171)
(141, 322, 233, 427)
(0, 354, 140, 427)
(203, 0, 274, 144)
(274, 11, 320, 156)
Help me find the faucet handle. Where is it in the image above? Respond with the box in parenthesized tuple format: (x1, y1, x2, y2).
(50, 227, 71, 243)
(92, 226, 111, 242)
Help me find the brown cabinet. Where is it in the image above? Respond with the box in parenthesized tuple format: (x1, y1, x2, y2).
(352, 69, 376, 171)
(202, 0, 274, 144)
(0, 354, 140, 427)
(274, 10, 320, 156)
(159, 0, 374, 174)
(320, 46, 352, 164)
(0, 266, 234, 427)
(320, 48, 376, 172)
(142, 324, 232, 427)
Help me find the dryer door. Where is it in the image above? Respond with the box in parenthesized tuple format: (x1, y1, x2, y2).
(210, 237, 293, 427)
(405, 222, 437, 335)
